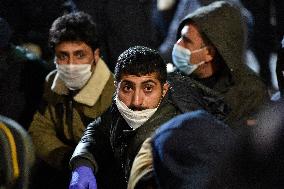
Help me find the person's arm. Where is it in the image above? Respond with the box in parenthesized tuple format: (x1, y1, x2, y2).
(128, 137, 157, 189)
(69, 113, 112, 189)
(28, 102, 73, 170)
(225, 72, 269, 128)
(69, 119, 102, 172)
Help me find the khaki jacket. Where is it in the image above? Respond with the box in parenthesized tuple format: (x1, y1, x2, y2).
(128, 137, 153, 189)
(29, 58, 115, 169)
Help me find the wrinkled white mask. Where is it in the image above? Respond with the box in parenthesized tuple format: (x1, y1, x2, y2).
(56, 64, 92, 90)
(115, 96, 158, 130)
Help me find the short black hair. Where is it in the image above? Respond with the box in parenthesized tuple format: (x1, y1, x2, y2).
(49, 11, 100, 51)
(115, 46, 167, 84)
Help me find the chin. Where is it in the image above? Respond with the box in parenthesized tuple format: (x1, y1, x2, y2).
(196, 64, 213, 78)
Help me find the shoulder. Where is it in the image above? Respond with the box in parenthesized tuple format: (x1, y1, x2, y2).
(233, 67, 269, 98)
(42, 70, 65, 103)
(102, 73, 115, 93)
(88, 105, 116, 127)
(153, 96, 180, 124)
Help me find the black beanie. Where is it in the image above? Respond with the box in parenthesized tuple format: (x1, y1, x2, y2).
(152, 110, 238, 189)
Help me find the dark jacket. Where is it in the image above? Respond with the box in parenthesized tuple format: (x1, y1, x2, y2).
(176, 1, 269, 127)
(70, 72, 229, 188)
(0, 0, 75, 61)
(0, 115, 35, 189)
(70, 93, 180, 189)
(168, 72, 229, 121)
(0, 45, 49, 129)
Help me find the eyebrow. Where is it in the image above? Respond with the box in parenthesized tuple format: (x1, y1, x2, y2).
(56, 49, 85, 54)
(56, 50, 68, 54)
(141, 79, 158, 85)
(181, 34, 192, 43)
(73, 50, 85, 54)
(121, 79, 158, 86)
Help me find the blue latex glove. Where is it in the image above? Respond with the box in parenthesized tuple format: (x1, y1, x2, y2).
(69, 166, 97, 189)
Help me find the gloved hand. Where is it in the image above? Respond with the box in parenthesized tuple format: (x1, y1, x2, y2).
(69, 166, 97, 189)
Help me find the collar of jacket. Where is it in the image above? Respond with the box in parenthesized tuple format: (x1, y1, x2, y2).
(51, 58, 111, 106)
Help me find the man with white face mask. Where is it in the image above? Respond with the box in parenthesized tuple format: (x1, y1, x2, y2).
(28, 12, 115, 188)
(68, 46, 173, 189)
(171, 1, 269, 128)
(68, 46, 230, 189)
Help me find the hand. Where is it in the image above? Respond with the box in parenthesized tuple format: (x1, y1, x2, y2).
(69, 166, 97, 189)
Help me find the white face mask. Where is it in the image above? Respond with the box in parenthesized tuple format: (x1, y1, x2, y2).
(115, 96, 158, 130)
(56, 64, 92, 90)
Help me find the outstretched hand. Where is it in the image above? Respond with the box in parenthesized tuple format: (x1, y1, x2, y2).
(69, 166, 97, 189)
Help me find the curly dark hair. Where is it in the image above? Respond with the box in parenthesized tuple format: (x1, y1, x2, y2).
(49, 11, 100, 50)
(115, 46, 167, 84)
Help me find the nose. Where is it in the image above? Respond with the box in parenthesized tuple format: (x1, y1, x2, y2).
(131, 90, 143, 107)
(67, 55, 74, 64)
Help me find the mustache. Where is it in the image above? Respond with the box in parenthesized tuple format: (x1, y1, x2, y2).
(128, 105, 147, 111)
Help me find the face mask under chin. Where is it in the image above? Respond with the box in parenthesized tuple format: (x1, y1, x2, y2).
(115, 95, 158, 130)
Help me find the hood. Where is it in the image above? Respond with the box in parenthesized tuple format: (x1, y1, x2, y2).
(177, 1, 247, 77)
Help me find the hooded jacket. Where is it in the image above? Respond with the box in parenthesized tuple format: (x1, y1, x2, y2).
(28, 58, 115, 170)
(158, 0, 252, 63)
(176, 1, 268, 126)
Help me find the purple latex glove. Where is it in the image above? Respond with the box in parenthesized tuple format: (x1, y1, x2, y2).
(69, 166, 97, 189)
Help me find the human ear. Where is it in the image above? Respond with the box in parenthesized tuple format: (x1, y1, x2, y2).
(94, 48, 100, 63)
(205, 45, 215, 62)
(162, 82, 170, 97)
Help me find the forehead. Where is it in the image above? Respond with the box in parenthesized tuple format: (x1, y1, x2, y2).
(119, 73, 161, 85)
(180, 23, 204, 43)
(55, 41, 92, 52)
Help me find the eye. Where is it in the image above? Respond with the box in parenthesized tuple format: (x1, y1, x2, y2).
(122, 84, 133, 93)
(75, 52, 85, 59)
(56, 54, 68, 61)
(144, 84, 153, 93)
